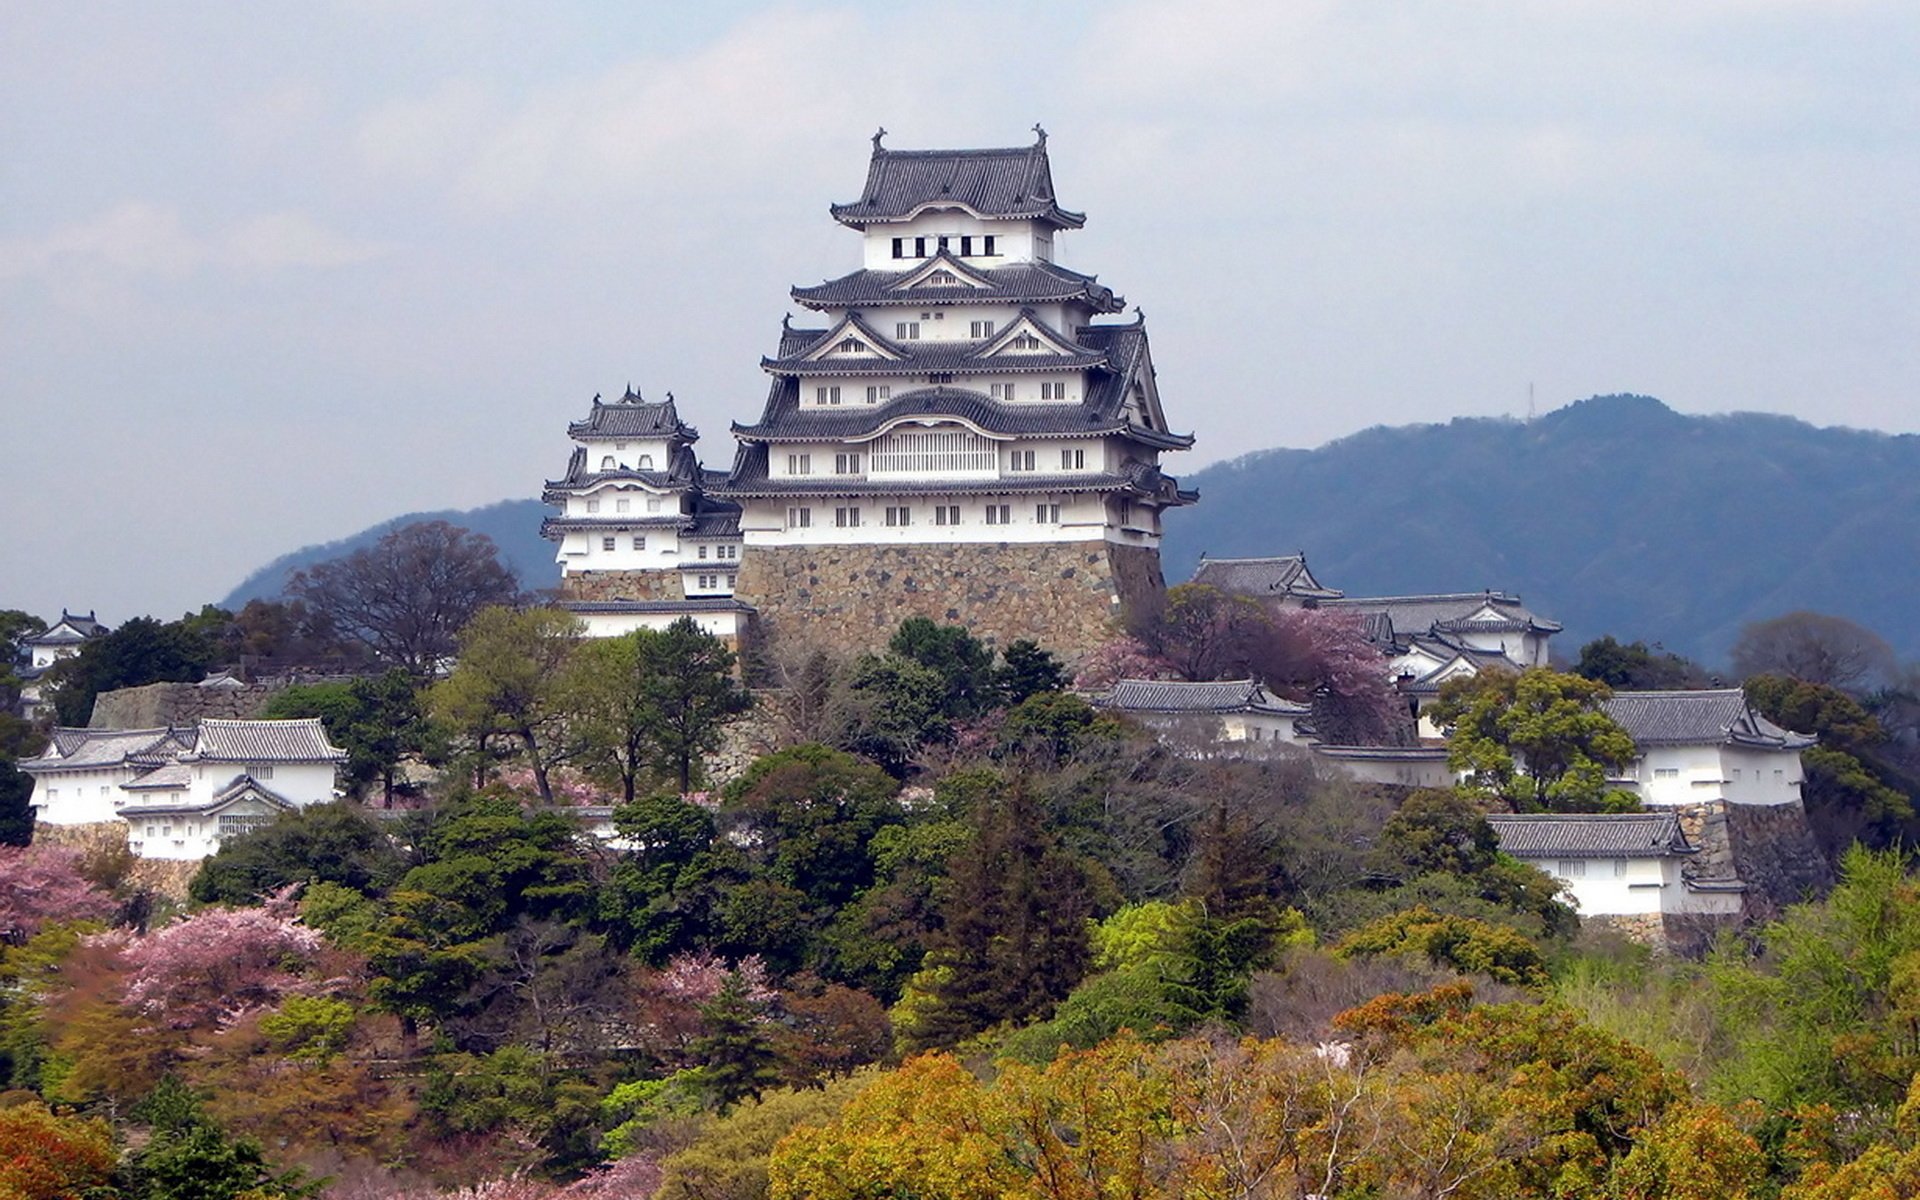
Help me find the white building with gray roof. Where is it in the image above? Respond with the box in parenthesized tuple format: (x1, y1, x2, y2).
(1486, 811, 1743, 918)
(21, 718, 348, 860)
(1603, 689, 1814, 807)
(542, 389, 753, 640)
(1096, 678, 1313, 749)
(712, 129, 1195, 559)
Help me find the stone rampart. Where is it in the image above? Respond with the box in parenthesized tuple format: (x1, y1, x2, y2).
(90, 682, 280, 730)
(1674, 797, 1833, 923)
(559, 570, 684, 602)
(733, 539, 1166, 661)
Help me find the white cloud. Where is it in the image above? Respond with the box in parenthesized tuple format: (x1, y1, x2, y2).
(0, 204, 390, 282)
(222, 211, 390, 269)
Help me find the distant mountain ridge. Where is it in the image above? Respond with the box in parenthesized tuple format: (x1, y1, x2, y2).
(1166, 395, 1920, 663)
(220, 396, 1920, 663)
(220, 499, 554, 610)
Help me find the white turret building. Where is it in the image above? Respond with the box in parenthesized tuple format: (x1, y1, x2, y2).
(543, 390, 751, 642)
(715, 129, 1196, 655)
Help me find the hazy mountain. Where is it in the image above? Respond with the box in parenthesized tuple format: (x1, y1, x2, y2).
(218, 395, 1920, 664)
(1164, 394, 1920, 664)
(219, 499, 555, 611)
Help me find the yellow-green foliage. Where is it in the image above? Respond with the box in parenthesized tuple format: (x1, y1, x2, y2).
(1334, 905, 1547, 988)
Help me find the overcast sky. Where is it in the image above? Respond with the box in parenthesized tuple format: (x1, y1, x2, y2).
(5, 1, 1918, 624)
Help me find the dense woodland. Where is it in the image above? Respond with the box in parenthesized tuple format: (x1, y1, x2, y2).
(9, 526, 1920, 1198)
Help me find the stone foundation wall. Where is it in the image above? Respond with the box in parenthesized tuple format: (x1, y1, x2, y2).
(33, 821, 199, 901)
(559, 569, 683, 602)
(733, 539, 1163, 661)
(90, 682, 281, 729)
(1674, 797, 1833, 923)
(1723, 799, 1834, 919)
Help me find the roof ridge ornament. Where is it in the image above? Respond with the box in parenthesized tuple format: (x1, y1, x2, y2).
(1032, 123, 1047, 147)
(872, 126, 886, 152)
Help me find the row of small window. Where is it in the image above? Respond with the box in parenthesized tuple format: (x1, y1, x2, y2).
(1552, 859, 1632, 879)
(692, 575, 737, 590)
(594, 536, 738, 560)
(789, 503, 1064, 529)
(891, 234, 999, 260)
(811, 379, 1068, 406)
(786, 448, 1088, 476)
(597, 454, 655, 470)
(814, 386, 891, 406)
(585, 497, 666, 513)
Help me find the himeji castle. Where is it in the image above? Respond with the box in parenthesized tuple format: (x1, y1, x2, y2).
(542, 129, 1196, 657)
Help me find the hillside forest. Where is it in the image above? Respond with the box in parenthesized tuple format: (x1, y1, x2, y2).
(9, 524, 1920, 1198)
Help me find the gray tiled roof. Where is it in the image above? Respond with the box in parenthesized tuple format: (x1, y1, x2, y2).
(1602, 689, 1815, 750)
(25, 728, 189, 772)
(123, 762, 194, 790)
(730, 321, 1192, 453)
(717, 445, 1194, 505)
(830, 136, 1086, 230)
(122, 776, 299, 818)
(567, 392, 698, 441)
(1100, 678, 1309, 716)
(793, 258, 1122, 312)
(187, 718, 348, 763)
(25, 611, 105, 645)
(735, 385, 1150, 442)
(1191, 554, 1343, 600)
(683, 507, 743, 538)
(767, 308, 1109, 377)
(1321, 592, 1563, 639)
(543, 443, 702, 501)
(1487, 811, 1695, 858)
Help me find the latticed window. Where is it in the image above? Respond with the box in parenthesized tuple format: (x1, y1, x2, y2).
(871, 428, 996, 474)
(218, 813, 272, 839)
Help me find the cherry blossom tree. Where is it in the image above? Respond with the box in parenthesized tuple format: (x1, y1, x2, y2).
(119, 897, 325, 1030)
(0, 843, 116, 944)
(1073, 636, 1180, 691)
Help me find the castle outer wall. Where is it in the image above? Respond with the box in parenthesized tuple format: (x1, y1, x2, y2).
(734, 539, 1164, 660)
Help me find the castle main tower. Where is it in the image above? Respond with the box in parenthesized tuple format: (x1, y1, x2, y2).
(715, 129, 1196, 657)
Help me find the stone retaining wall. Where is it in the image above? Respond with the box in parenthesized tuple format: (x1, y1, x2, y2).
(1674, 796, 1833, 923)
(559, 570, 683, 602)
(90, 681, 281, 729)
(733, 539, 1166, 661)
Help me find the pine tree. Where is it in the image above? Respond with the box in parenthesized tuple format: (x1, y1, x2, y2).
(692, 971, 780, 1109)
(911, 775, 1092, 1048)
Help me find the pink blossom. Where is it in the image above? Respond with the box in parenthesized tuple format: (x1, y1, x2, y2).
(560, 1157, 664, 1198)
(654, 950, 774, 1005)
(0, 844, 116, 943)
(120, 904, 324, 1030)
(1073, 636, 1180, 690)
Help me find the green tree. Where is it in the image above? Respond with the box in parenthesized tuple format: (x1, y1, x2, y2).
(693, 971, 781, 1109)
(635, 616, 752, 793)
(995, 637, 1068, 706)
(562, 631, 659, 801)
(1747, 674, 1915, 853)
(1573, 635, 1707, 690)
(431, 606, 581, 801)
(265, 668, 429, 802)
(831, 653, 949, 774)
(1429, 667, 1639, 812)
(888, 617, 997, 719)
(1374, 789, 1500, 878)
(123, 1076, 315, 1200)
(189, 801, 403, 905)
(600, 792, 723, 960)
(907, 775, 1095, 1049)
